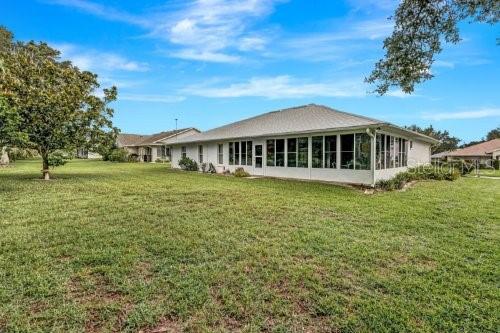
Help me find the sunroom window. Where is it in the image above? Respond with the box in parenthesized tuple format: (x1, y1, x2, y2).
(355, 133, 371, 170)
(312, 136, 323, 168)
(287, 138, 297, 167)
(241, 141, 247, 166)
(266, 140, 275, 166)
(298, 138, 308, 167)
(340, 134, 354, 169)
(324, 135, 336, 168)
(229, 142, 234, 165)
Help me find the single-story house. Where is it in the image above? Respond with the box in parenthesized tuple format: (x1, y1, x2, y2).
(431, 138, 500, 165)
(170, 104, 438, 186)
(117, 128, 200, 162)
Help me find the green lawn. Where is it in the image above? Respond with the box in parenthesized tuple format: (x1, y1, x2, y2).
(1, 160, 499, 332)
(478, 168, 500, 177)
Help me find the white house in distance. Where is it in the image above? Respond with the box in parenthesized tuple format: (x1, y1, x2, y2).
(170, 104, 437, 186)
(117, 128, 200, 162)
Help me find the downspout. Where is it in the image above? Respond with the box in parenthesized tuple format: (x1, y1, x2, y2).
(366, 128, 376, 187)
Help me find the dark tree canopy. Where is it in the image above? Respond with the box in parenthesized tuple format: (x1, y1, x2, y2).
(406, 124, 461, 154)
(367, 0, 499, 95)
(0, 26, 119, 179)
(486, 126, 500, 141)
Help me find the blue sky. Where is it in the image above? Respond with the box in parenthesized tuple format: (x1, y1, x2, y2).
(2, 0, 499, 142)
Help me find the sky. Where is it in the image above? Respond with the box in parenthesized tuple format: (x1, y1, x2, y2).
(1, 0, 499, 143)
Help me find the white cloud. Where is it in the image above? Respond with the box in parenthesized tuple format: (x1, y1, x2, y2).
(434, 60, 455, 68)
(170, 49, 240, 63)
(182, 75, 368, 99)
(422, 108, 500, 121)
(120, 94, 186, 103)
(49, 0, 282, 63)
(273, 19, 393, 62)
(44, 0, 148, 26)
(54, 43, 149, 72)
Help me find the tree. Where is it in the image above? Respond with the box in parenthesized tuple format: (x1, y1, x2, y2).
(0, 27, 119, 179)
(0, 97, 26, 165)
(366, 1, 499, 95)
(486, 127, 500, 141)
(406, 124, 460, 154)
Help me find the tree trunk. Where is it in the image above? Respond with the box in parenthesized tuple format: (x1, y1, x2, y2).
(0, 146, 9, 166)
(42, 152, 50, 180)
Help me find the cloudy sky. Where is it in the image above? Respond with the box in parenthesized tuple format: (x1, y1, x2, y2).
(2, 0, 499, 142)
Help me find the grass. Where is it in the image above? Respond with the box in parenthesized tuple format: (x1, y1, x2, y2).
(478, 168, 500, 177)
(1, 160, 499, 332)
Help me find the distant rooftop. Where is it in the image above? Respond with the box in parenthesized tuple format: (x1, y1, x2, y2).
(117, 128, 196, 146)
(446, 139, 500, 157)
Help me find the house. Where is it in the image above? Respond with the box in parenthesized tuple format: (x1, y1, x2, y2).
(431, 139, 500, 165)
(76, 149, 102, 159)
(117, 128, 200, 162)
(170, 104, 438, 186)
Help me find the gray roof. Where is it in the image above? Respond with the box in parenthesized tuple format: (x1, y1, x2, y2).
(117, 128, 198, 147)
(174, 104, 437, 144)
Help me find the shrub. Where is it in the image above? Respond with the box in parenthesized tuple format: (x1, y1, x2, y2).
(178, 157, 198, 171)
(107, 148, 129, 162)
(47, 152, 67, 169)
(376, 165, 460, 191)
(208, 163, 216, 174)
(201, 163, 207, 173)
(128, 154, 139, 162)
(233, 167, 250, 177)
(7, 148, 39, 161)
(493, 159, 500, 170)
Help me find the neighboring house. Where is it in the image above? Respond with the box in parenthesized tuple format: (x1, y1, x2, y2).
(76, 149, 102, 159)
(432, 139, 500, 165)
(117, 128, 200, 162)
(170, 104, 437, 186)
(430, 151, 451, 163)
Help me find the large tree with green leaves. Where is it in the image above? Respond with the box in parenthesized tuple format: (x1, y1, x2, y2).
(367, 0, 499, 95)
(0, 27, 118, 179)
(406, 124, 461, 154)
(486, 126, 500, 141)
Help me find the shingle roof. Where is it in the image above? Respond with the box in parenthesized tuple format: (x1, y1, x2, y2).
(117, 128, 196, 147)
(173, 104, 437, 144)
(446, 139, 500, 157)
(117, 134, 146, 147)
(175, 104, 384, 144)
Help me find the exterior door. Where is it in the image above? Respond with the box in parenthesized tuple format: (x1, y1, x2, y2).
(254, 144, 263, 175)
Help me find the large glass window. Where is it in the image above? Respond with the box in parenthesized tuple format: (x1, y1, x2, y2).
(235, 142, 240, 165)
(198, 145, 203, 163)
(324, 135, 336, 169)
(229, 142, 234, 165)
(355, 133, 371, 170)
(312, 136, 323, 168)
(241, 141, 247, 166)
(394, 138, 400, 167)
(218, 144, 223, 164)
(340, 134, 354, 169)
(181, 146, 186, 159)
(255, 144, 262, 168)
(287, 138, 297, 167)
(390, 136, 395, 168)
(266, 140, 275, 166)
(376, 134, 386, 170)
(247, 141, 252, 166)
(276, 139, 285, 167)
(377, 134, 409, 169)
(298, 137, 308, 167)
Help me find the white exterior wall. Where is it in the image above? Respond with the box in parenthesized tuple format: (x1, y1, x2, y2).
(171, 130, 432, 185)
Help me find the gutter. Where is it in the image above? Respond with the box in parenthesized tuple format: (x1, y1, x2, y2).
(366, 128, 376, 188)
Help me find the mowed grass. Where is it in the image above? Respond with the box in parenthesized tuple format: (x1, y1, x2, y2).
(0, 160, 499, 332)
